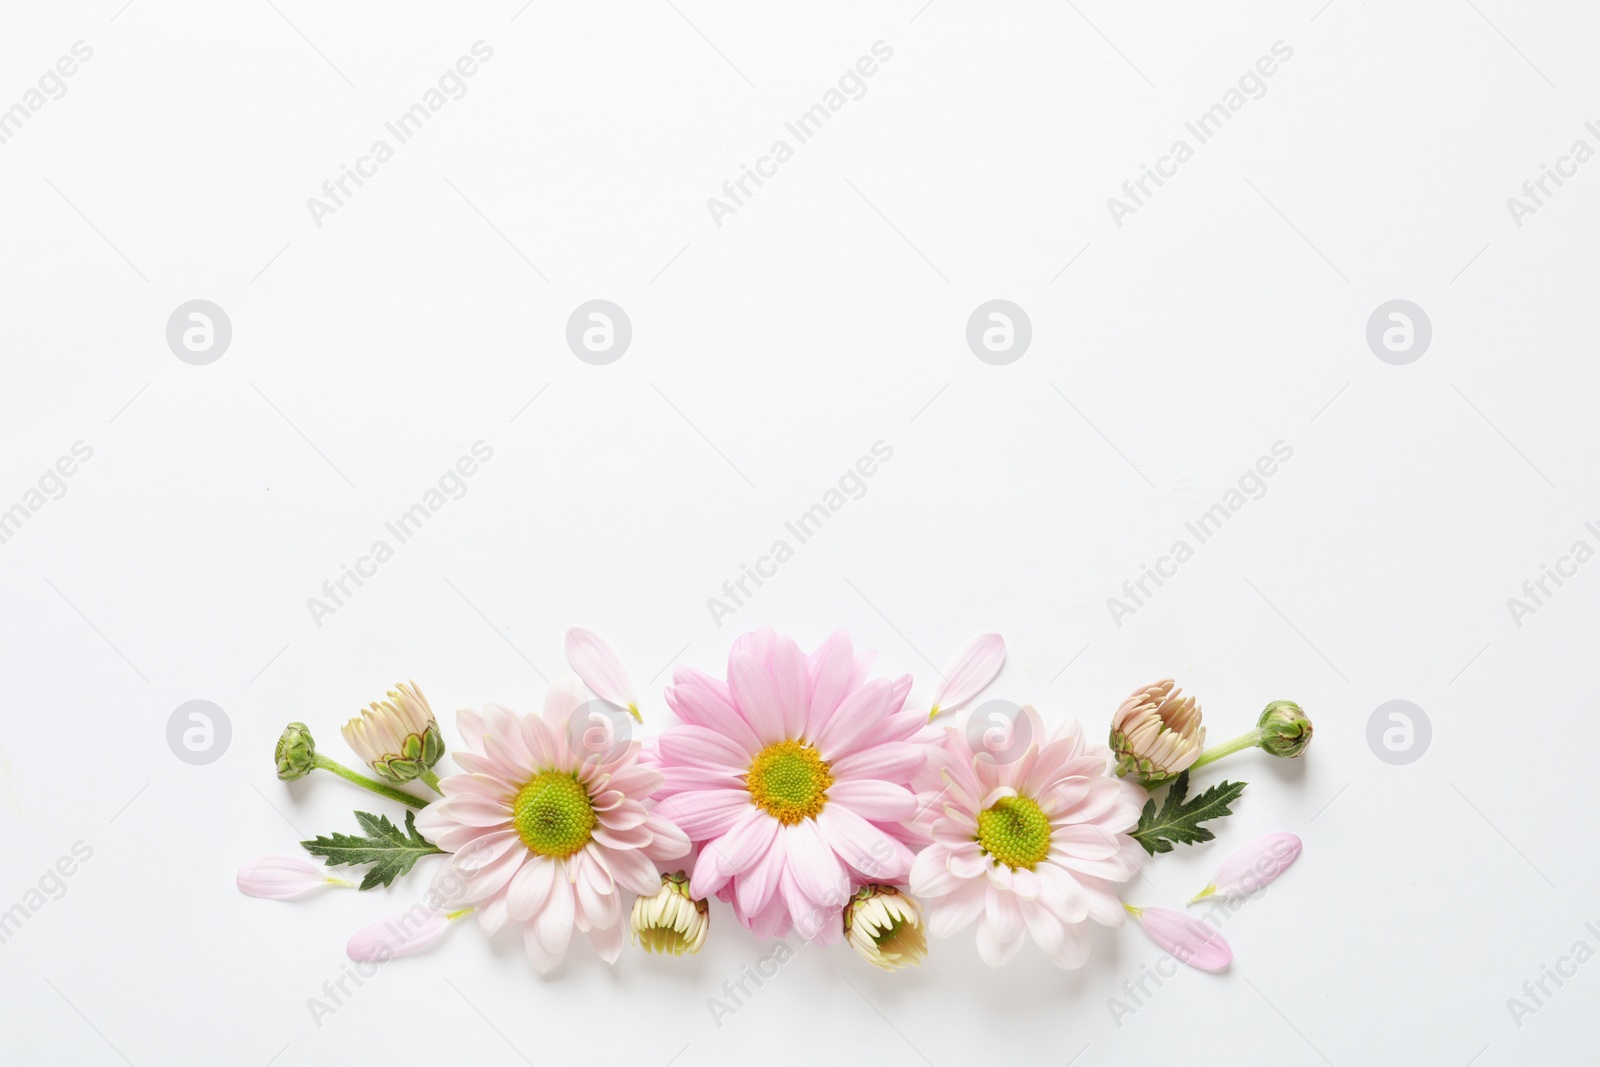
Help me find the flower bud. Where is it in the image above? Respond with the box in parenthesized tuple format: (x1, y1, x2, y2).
(1110, 679, 1205, 784)
(844, 885, 927, 971)
(631, 872, 709, 955)
(1257, 700, 1313, 758)
(275, 722, 316, 781)
(342, 681, 444, 783)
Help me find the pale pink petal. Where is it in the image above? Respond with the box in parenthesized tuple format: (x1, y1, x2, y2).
(524, 925, 559, 972)
(1133, 907, 1232, 972)
(804, 631, 856, 737)
(347, 906, 452, 961)
(815, 804, 913, 882)
(770, 637, 811, 741)
(690, 809, 775, 898)
(665, 683, 763, 755)
(925, 878, 987, 938)
(655, 789, 751, 839)
(535, 873, 576, 956)
(593, 843, 662, 896)
(727, 650, 785, 745)
(588, 918, 625, 964)
(640, 812, 691, 862)
(657, 725, 752, 775)
(976, 889, 1027, 966)
(1198, 832, 1302, 901)
(932, 633, 1005, 715)
(811, 679, 894, 760)
(236, 855, 340, 900)
(829, 742, 925, 782)
(736, 831, 786, 916)
(564, 627, 637, 714)
(1047, 920, 1092, 969)
(505, 857, 557, 922)
(1021, 899, 1064, 955)
(782, 819, 848, 908)
(826, 779, 917, 822)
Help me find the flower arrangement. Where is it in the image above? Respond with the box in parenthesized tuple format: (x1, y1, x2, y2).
(241, 629, 1311, 975)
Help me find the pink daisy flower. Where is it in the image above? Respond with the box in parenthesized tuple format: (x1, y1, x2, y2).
(417, 675, 689, 972)
(654, 629, 924, 944)
(909, 706, 1146, 968)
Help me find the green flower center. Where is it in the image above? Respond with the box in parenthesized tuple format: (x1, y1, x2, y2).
(976, 795, 1052, 870)
(512, 771, 596, 858)
(746, 739, 832, 824)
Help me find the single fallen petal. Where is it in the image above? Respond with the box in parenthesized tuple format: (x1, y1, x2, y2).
(237, 855, 346, 900)
(1129, 905, 1231, 972)
(346, 906, 453, 961)
(1192, 832, 1302, 902)
(565, 627, 640, 721)
(931, 633, 1005, 719)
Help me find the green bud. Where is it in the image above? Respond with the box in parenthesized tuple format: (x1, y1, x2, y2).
(1257, 700, 1313, 758)
(368, 722, 445, 784)
(275, 722, 316, 780)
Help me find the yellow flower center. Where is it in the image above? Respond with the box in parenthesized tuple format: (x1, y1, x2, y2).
(512, 771, 596, 858)
(746, 739, 832, 824)
(976, 795, 1052, 870)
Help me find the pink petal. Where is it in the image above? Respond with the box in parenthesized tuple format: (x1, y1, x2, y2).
(1133, 907, 1232, 972)
(347, 906, 451, 961)
(815, 804, 913, 882)
(657, 725, 752, 776)
(804, 631, 855, 737)
(665, 683, 763, 756)
(655, 789, 751, 839)
(1198, 832, 1302, 901)
(812, 679, 894, 760)
(565, 627, 637, 715)
(536, 873, 576, 956)
(770, 637, 811, 741)
(976, 889, 1027, 966)
(925, 878, 987, 938)
(236, 855, 338, 900)
(588, 918, 625, 964)
(640, 812, 692, 862)
(505, 857, 557, 922)
(932, 633, 1005, 715)
(728, 650, 785, 745)
(690, 809, 775, 898)
(829, 742, 925, 783)
(782, 819, 848, 908)
(827, 778, 917, 822)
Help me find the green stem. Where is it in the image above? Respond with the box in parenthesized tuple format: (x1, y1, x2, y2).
(313, 754, 429, 809)
(421, 769, 443, 794)
(1188, 727, 1263, 773)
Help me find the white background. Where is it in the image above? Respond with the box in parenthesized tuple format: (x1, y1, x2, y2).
(2, 2, 1596, 1064)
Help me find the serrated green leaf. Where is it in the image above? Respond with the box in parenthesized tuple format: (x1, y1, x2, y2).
(301, 810, 444, 890)
(1129, 771, 1246, 856)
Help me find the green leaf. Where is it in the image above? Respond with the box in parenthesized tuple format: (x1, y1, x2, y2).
(1129, 771, 1246, 856)
(301, 810, 444, 890)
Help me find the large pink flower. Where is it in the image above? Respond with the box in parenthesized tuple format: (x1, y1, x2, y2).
(909, 706, 1146, 968)
(417, 676, 688, 972)
(654, 629, 924, 944)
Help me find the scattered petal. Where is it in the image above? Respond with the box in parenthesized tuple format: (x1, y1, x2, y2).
(1192, 832, 1302, 902)
(565, 627, 640, 721)
(1129, 905, 1231, 972)
(236, 855, 348, 900)
(931, 633, 1005, 719)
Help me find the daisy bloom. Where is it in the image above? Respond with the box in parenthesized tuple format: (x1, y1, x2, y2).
(844, 885, 927, 971)
(416, 675, 689, 972)
(654, 629, 924, 944)
(910, 706, 1147, 968)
